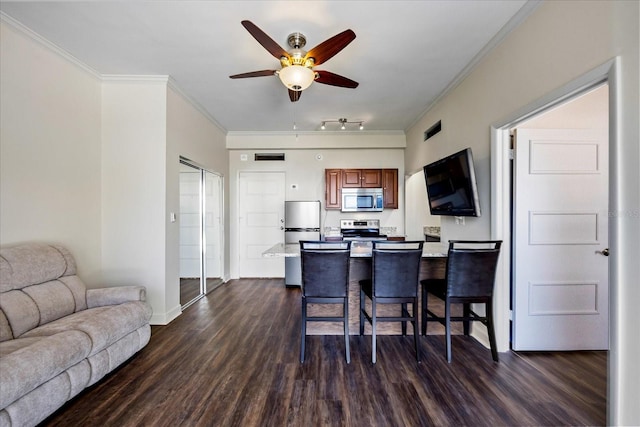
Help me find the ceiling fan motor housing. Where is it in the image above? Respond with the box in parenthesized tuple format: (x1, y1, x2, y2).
(287, 32, 306, 49)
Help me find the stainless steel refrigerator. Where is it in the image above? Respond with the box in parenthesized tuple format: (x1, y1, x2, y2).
(284, 200, 321, 287)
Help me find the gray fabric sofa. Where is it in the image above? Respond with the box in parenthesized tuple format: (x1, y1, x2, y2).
(0, 243, 152, 427)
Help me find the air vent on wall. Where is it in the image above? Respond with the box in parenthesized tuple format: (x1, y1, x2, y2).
(424, 120, 442, 141)
(255, 153, 285, 161)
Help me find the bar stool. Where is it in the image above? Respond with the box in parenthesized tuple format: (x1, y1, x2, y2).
(421, 240, 502, 363)
(359, 240, 424, 364)
(299, 240, 352, 363)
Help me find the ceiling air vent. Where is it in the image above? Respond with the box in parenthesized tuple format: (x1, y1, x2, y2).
(424, 120, 442, 141)
(255, 153, 285, 161)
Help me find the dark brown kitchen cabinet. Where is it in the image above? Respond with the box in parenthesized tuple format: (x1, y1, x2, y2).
(325, 168, 398, 210)
(382, 168, 399, 208)
(325, 169, 342, 209)
(341, 169, 382, 188)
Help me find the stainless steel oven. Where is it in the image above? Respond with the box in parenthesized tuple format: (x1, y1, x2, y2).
(340, 219, 387, 240)
(341, 188, 383, 212)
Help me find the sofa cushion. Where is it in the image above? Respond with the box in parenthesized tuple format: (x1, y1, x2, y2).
(23, 280, 76, 324)
(0, 330, 91, 409)
(0, 290, 40, 338)
(58, 275, 88, 311)
(0, 336, 42, 358)
(0, 310, 12, 342)
(0, 243, 76, 292)
(22, 301, 151, 356)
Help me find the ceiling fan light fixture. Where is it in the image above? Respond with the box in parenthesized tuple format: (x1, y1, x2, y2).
(278, 65, 315, 91)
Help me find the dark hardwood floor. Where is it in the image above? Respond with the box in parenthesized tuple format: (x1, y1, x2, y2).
(180, 277, 224, 307)
(42, 279, 606, 426)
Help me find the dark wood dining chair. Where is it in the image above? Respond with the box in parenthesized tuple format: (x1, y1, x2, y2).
(299, 240, 351, 363)
(359, 240, 424, 364)
(421, 240, 502, 363)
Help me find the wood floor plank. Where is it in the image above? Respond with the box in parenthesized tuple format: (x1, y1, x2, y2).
(40, 278, 606, 427)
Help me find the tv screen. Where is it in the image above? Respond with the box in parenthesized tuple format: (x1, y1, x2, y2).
(422, 148, 481, 217)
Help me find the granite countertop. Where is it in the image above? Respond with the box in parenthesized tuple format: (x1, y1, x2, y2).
(262, 242, 447, 258)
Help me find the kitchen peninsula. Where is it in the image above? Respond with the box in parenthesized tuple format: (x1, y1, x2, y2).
(263, 242, 447, 335)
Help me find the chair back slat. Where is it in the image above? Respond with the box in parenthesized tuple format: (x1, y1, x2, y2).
(445, 241, 502, 298)
(300, 241, 351, 298)
(372, 241, 423, 298)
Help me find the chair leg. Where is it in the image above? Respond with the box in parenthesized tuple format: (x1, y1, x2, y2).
(413, 299, 420, 363)
(486, 300, 499, 362)
(300, 298, 307, 363)
(401, 303, 407, 336)
(463, 303, 471, 335)
(421, 288, 428, 335)
(371, 297, 377, 364)
(359, 290, 365, 335)
(344, 297, 350, 364)
(445, 299, 452, 363)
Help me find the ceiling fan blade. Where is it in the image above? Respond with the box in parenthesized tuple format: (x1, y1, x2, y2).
(288, 89, 301, 102)
(305, 29, 356, 66)
(241, 20, 289, 60)
(229, 70, 276, 79)
(315, 71, 359, 88)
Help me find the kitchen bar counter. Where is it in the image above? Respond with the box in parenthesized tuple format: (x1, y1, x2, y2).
(262, 241, 448, 258)
(263, 242, 448, 336)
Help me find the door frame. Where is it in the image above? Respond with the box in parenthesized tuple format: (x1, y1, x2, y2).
(490, 58, 619, 353)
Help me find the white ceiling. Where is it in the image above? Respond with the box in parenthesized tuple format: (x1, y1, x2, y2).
(0, 1, 532, 133)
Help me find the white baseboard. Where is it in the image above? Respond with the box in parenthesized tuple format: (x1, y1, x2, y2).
(150, 304, 182, 325)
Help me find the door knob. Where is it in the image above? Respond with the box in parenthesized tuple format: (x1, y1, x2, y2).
(597, 248, 609, 256)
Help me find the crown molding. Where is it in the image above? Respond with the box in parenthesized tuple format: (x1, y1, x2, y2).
(407, 0, 543, 131)
(1, 11, 101, 80)
(167, 77, 226, 133)
(101, 74, 169, 83)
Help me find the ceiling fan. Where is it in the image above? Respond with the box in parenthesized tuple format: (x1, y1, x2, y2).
(229, 20, 359, 102)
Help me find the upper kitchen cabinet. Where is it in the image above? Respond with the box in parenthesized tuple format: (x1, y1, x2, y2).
(382, 168, 398, 209)
(325, 168, 399, 210)
(342, 169, 382, 188)
(325, 169, 342, 209)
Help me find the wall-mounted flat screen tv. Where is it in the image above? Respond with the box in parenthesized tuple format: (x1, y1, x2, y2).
(422, 147, 481, 217)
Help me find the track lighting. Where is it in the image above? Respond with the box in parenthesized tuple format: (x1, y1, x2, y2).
(319, 118, 364, 131)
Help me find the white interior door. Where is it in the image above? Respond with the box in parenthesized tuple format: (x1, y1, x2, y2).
(512, 128, 609, 350)
(238, 171, 285, 277)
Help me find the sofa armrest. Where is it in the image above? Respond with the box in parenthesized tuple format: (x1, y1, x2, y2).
(86, 286, 147, 308)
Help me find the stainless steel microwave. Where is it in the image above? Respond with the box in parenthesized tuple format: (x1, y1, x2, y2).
(341, 188, 384, 212)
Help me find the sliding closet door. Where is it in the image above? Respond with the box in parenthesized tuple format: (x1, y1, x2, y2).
(179, 160, 224, 309)
(179, 162, 203, 307)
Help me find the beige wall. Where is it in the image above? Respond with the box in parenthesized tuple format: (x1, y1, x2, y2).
(405, 1, 639, 424)
(0, 20, 103, 284)
(520, 84, 608, 130)
(101, 78, 169, 324)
